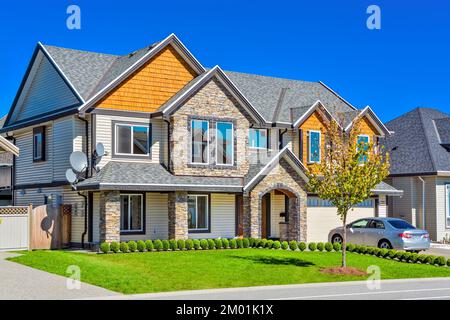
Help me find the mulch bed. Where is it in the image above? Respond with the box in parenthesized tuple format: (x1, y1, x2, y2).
(319, 267, 367, 276)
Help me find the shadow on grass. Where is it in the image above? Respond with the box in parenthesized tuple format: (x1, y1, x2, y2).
(231, 255, 315, 267)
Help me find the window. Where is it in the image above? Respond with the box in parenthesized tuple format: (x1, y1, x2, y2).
(216, 122, 233, 165)
(249, 128, 267, 149)
(387, 219, 415, 230)
(357, 135, 370, 163)
(350, 219, 370, 229)
(308, 130, 321, 163)
(447, 185, 450, 228)
(191, 120, 209, 164)
(115, 124, 149, 156)
(188, 195, 209, 232)
(33, 126, 45, 162)
(120, 194, 144, 233)
(368, 220, 385, 229)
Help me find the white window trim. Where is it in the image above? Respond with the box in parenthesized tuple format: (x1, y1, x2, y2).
(248, 128, 268, 150)
(357, 134, 370, 147)
(215, 122, 234, 166)
(114, 123, 150, 157)
(188, 194, 209, 231)
(446, 184, 450, 229)
(308, 130, 321, 163)
(190, 120, 210, 165)
(120, 194, 144, 233)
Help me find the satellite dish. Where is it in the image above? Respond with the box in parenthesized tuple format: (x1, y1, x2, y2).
(94, 142, 105, 157)
(70, 151, 88, 173)
(65, 169, 77, 184)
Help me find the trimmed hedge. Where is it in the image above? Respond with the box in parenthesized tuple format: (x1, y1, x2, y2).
(298, 242, 307, 251)
(215, 238, 223, 249)
(243, 238, 250, 248)
(177, 239, 186, 250)
(281, 241, 289, 250)
(145, 240, 154, 251)
(273, 241, 281, 249)
(289, 240, 298, 251)
(137, 240, 146, 252)
(317, 242, 324, 252)
(169, 240, 177, 251)
(100, 242, 110, 253)
(229, 239, 237, 249)
(110, 241, 120, 253)
(222, 238, 229, 249)
(162, 240, 170, 251)
(120, 242, 129, 253)
(128, 241, 137, 252)
(186, 239, 194, 250)
(324, 242, 333, 252)
(333, 242, 341, 252)
(200, 239, 209, 250)
(208, 239, 216, 249)
(193, 239, 201, 250)
(154, 240, 163, 251)
(308, 242, 317, 251)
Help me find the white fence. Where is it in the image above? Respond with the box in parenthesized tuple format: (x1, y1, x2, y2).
(0, 206, 30, 251)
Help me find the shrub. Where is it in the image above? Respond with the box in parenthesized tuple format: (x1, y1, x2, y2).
(266, 240, 274, 249)
(169, 240, 177, 251)
(418, 254, 428, 264)
(145, 240, 154, 251)
(193, 239, 201, 250)
(402, 252, 412, 262)
(273, 241, 281, 249)
(137, 240, 146, 252)
(410, 253, 419, 263)
(229, 239, 237, 249)
(208, 239, 216, 249)
(308, 242, 317, 251)
(317, 242, 324, 252)
(425, 255, 434, 264)
(366, 247, 375, 255)
(360, 246, 368, 254)
(253, 239, 260, 248)
(236, 238, 244, 248)
(249, 238, 255, 247)
(110, 241, 120, 253)
(154, 239, 163, 251)
(395, 251, 404, 260)
(200, 239, 209, 250)
(373, 248, 382, 257)
(298, 242, 307, 251)
(333, 242, 341, 252)
(177, 239, 186, 250)
(222, 238, 229, 249)
(214, 238, 223, 249)
(353, 245, 361, 253)
(380, 248, 389, 258)
(448, 258, 450, 267)
(128, 241, 137, 252)
(281, 241, 288, 250)
(162, 240, 170, 251)
(434, 256, 446, 266)
(100, 242, 110, 254)
(120, 242, 129, 253)
(346, 243, 355, 252)
(243, 238, 250, 248)
(185, 239, 194, 250)
(388, 249, 397, 259)
(260, 239, 268, 248)
(289, 240, 298, 251)
(324, 242, 333, 252)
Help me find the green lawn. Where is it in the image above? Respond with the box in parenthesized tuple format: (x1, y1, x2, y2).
(9, 249, 450, 294)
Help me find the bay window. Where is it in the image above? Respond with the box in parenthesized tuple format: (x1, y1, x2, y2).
(216, 122, 233, 165)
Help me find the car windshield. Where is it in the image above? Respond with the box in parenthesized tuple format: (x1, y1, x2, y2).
(387, 220, 415, 230)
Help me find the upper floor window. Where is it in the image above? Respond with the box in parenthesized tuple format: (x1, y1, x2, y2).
(115, 123, 150, 156)
(216, 122, 233, 165)
(249, 128, 267, 149)
(357, 135, 370, 162)
(191, 120, 209, 164)
(308, 130, 321, 163)
(33, 126, 45, 162)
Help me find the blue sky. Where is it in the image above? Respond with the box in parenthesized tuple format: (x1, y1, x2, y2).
(0, 0, 449, 122)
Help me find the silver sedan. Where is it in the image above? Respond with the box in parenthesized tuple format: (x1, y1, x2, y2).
(328, 217, 430, 252)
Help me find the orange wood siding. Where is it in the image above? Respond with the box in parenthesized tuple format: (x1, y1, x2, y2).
(97, 45, 197, 112)
(358, 116, 379, 142)
(299, 111, 327, 171)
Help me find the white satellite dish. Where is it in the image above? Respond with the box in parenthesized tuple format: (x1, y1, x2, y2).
(94, 142, 106, 157)
(70, 151, 88, 173)
(65, 168, 78, 184)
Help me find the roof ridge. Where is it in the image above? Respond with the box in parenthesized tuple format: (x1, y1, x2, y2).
(42, 44, 119, 57)
(418, 108, 438, 172)
(224, 69, 317, 84)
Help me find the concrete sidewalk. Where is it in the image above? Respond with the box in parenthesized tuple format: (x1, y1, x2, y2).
(0, 252, 120, 300)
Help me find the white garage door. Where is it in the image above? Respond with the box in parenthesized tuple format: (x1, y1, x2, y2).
(307, 198, 375, 243)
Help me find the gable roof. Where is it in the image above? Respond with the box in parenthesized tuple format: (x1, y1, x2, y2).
(344, 106, 391, 136)
(382, 108, 450, 176)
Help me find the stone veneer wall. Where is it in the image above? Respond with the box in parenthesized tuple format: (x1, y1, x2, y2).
(99, 190, 121, 243)
(168, 191, 188, 240)
(169, 78, 252, 177)
(243, 158, 307, 242)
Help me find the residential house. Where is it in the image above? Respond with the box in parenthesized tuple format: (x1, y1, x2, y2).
(0, 34, 401, 247)
(0, 116, 17, 205)
(383, 108, 450, 242)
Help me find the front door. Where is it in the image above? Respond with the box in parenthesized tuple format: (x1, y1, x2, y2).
(261, 193, 271, 238)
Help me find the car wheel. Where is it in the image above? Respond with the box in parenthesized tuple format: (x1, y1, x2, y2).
(332, 234, 343, 244)
(378, 240, 392, 249)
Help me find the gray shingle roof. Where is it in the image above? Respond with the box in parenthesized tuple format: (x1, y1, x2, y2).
(382, 108, 450, 175)
(76, 161, 243, 192)
(372, 181, 403, 195)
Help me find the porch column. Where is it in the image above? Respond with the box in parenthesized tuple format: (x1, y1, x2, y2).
(99, 190, 120, 243)
(378, 195, 387, 218)
(168, 191, 188, 240)
(286, 196, 307, 242)
(243, 194, 260, 238)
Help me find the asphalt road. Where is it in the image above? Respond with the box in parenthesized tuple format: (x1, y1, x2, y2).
(99, 278, 450, 300)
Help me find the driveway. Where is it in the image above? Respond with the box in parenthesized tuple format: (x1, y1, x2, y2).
(0, 252, 120, 300)
(427, 244, 450, 259)
(97, 278, 450, 300)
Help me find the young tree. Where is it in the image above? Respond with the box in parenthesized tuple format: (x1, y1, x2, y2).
(307, 118, 390, 267)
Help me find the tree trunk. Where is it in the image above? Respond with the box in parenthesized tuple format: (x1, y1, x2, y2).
(342, 213, 347, 268)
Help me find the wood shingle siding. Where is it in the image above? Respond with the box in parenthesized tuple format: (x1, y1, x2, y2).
(96, 45, 196, 113)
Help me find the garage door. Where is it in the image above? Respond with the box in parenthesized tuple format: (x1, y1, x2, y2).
(0, 206, 30, 251)
(306, 198, 375, 243)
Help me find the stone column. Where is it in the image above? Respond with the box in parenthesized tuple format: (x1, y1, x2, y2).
(168, 191, 188, 240)
(243, 194, 260, 238)
(99, 190, 121, 243)
(378, 195, 387, 218)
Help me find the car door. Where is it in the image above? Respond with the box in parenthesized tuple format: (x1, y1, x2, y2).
(364, 219, 385, 246)
(347, 219, 370, 244)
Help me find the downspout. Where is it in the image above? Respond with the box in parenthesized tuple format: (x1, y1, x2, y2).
(418, 176, 426, 230)
(78, 192, 88, 249)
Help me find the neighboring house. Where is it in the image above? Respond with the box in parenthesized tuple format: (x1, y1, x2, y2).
(0, 116, 17, 205)
(383, 108, 450, 242)
(0, 34, 402, 247)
